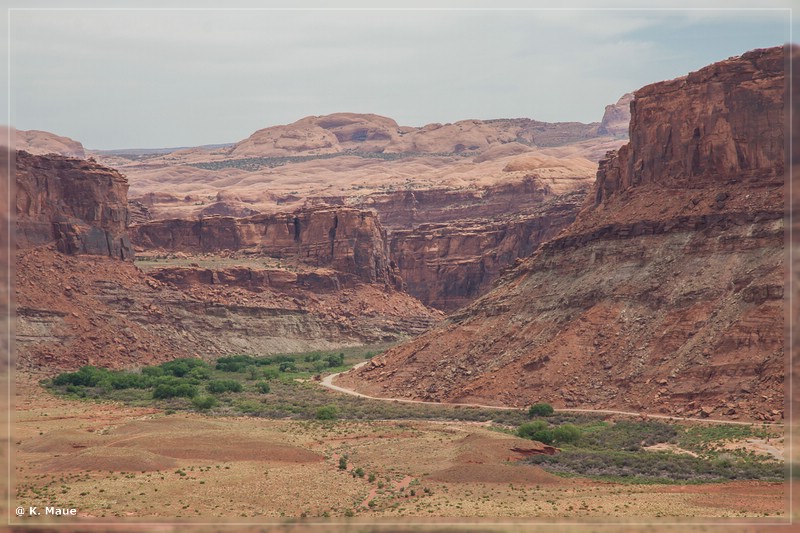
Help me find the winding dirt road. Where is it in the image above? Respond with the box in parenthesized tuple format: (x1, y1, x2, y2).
(320, 363, 782, 427)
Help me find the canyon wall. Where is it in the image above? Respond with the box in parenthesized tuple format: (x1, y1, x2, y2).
(387, 189, 587, 310)
(130, 207, 402, 287)
(342, 47, 787, 421)
(15, 153, 442, 373)
(15, 151, 133, 259)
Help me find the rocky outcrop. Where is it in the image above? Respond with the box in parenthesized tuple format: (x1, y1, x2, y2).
(15, 129, 86, 159)
(595, 49, 784, 205)
(131, 207, 402, 287)
(226, 113, 606, 158)
(356, 176, 556, 230)
(16, 248, 442, 373)
(341, 47, 787, 421)
(15, 151, 133, 259)
(598, 93, 633, 137)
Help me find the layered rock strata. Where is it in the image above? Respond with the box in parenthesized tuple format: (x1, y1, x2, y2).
(15, 151, 133, 259)
(341, 47, 787, 421)
(130, 207, 402, 287)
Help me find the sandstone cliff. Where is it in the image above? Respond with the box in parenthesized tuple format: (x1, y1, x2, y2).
(386, 188, 587, 310)
(15, 129, 86, 159)
(598, 93, 633, 137)
(15, 154, 442, 373)
(130, 207, 401, 287)
(341, 47, 787, 421)
(15, 151, 133, 259)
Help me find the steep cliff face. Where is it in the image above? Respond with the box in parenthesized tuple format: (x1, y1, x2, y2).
(388, 188, 587, 310)
(341, 47, 787, 421)
(130, 207, 401, 287)
(16, 151, 133, 259)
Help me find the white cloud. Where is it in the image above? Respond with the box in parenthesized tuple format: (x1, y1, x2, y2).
(6, 5, 794, 148)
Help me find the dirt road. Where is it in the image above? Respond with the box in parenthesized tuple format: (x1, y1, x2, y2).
(320, 363, 782, 427)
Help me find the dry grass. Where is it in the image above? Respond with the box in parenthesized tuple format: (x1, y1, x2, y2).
(13, 377, 787, 522)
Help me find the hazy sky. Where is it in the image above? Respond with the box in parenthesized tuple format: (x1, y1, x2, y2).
(5, 1, 795, 150)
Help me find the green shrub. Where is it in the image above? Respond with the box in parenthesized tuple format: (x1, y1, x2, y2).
(279, 361, 297, 373)
(160, 358, 208, 377)
(325, 353, 345, 368)
(316, 405, 338, 420)
(52, 366, 110, 387)
(187, 366, 211, 381)
(255, 381, 271, 394)
(109, 372, 151, 390)
(262, 367, 280, 380)
(153, 382, 198, 399)
(206, 380, 243, 394)
(518, 420, 554, 445)
(192, 395, 217, 410)
(528, 403, 554, 417)
(141, 366, 164, 377)
(215, 355, 255, 372)
(338, 456, 348, 470)
(553, 423, 581, 445)
(580, 421, 678, 452)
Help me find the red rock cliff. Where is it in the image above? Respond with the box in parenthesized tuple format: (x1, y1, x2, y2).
(15, 151, 133, 259)
(595, 48, 784, 204)
(131, 207, 401, 287)
(341, 46, 787, 421)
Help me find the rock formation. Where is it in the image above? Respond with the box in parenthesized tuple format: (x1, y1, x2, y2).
(15, 152, 442, 373)
(131, 207, 402, 288)
(386, 188, 587, 310)
(341, 47, 787, 421)
(14, 129, 86, 159)
(15, 151, 133, 259)
(598, 93, 633, 137)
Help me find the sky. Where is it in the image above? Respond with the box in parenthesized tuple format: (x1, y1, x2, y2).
(3, 1, 795, 150)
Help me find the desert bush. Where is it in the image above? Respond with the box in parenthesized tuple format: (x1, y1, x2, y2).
(279, 361, 297, 373)
(316, 405, 338, 420)
(580, 421, 678, 451)
(207, 379, 243, 394)
(153, 382, 198, 399)
(518, 420, 554, 444)
(52, 366, 110, 387)
(187, 366, 211, 381)
(108, 372, 151, 390)
(553, 424, 581, 445)
(160, 358, 208, 377)
(325, 353, 345, 368)
(255, 381, 271, 394)
(526, 449, 784, 483)
(262, 367, 280, 380)
(528, 403, 554, 417)
(192, 395, 218, 410)
(141, 366, 164, 377)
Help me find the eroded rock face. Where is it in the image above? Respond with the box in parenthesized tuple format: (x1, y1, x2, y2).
(596, 48, 784, 204)
(598, 93, 633, 137)
(387, 188, 587, 310)
(15, 151, 133, 259)
(131, 207, 401, 287)
(342, 46, 787, 421)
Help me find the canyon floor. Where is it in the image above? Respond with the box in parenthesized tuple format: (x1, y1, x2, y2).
(11, 369, 789, 526)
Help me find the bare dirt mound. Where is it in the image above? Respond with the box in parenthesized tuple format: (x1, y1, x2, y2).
(426, 432, 562, 485)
